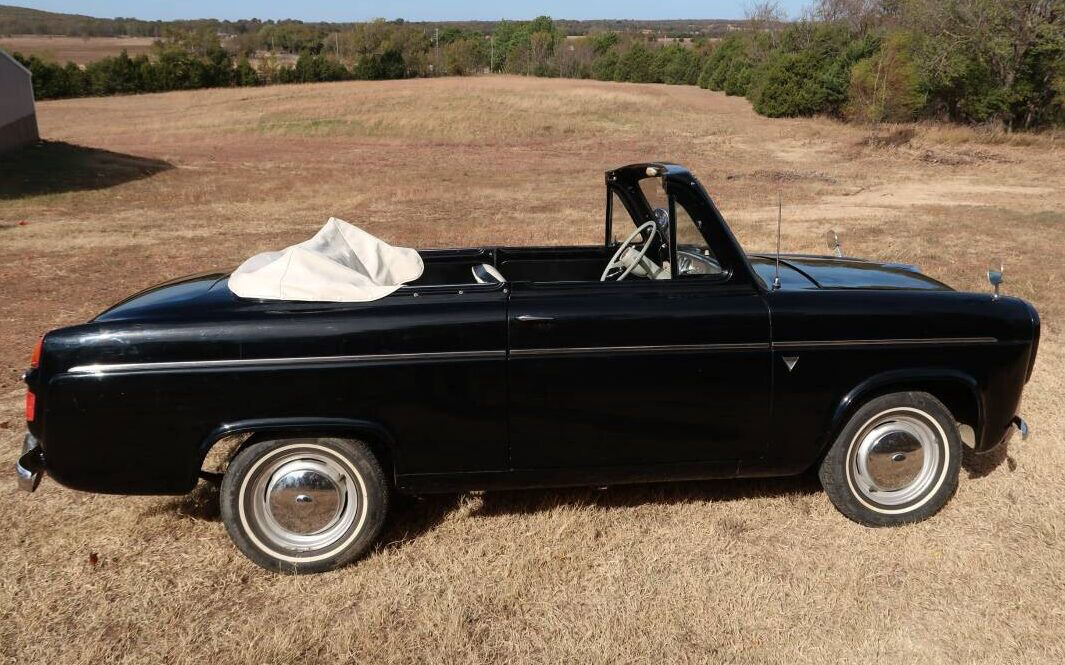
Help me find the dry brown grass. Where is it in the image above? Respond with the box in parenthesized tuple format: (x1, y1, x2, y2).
(1, 75, 1064, 664)
(0, 35, 156, 64)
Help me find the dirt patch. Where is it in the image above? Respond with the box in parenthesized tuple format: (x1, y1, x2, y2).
(857, 126, 917, 148)
(727, 169, 837, 184)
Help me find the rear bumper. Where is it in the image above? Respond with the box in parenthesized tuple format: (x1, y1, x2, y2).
(16, 433, 44, 492)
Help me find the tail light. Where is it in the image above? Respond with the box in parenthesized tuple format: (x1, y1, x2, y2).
(30, 336, 43, 368)
(26, 336, 42, 422)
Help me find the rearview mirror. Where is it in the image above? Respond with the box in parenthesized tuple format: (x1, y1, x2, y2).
(824, 230, 842, 257)
(987, 261, 1003, 299)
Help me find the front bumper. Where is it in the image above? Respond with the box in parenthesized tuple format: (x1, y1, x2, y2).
(16, 433, 44, 492)
(998, 415, 1030, 448)
(1011, 416, 1030, 442)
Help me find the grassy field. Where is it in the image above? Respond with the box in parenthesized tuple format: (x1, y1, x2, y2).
(0, 34, 155, 64)
(1, 75, 1063, 664)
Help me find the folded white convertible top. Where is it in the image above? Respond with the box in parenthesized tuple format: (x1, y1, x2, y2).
(228, 218, 424, 302)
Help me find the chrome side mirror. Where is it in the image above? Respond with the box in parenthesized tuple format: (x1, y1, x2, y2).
(824, 230, 842, 257)
(987, 261, 1004, 299)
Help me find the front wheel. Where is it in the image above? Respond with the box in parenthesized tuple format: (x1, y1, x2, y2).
(819, 392, 961, 527)
(220, 437, 389, 574)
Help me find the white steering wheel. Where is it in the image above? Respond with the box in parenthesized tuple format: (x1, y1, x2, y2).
(601, 220, 659, 281)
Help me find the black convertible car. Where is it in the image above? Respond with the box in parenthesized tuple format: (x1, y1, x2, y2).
(18, 163, 1038, 573)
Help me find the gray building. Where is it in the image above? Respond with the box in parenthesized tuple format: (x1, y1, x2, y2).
(0, 49, 39, 154)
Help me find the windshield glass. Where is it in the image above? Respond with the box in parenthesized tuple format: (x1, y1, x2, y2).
(673, 192, 723, 277)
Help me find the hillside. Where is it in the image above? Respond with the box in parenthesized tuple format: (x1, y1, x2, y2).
(1, 76, 1063, 663)
(0, 4, 746, 38)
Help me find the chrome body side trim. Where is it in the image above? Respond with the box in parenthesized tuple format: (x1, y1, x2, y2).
(773, 337, 998, 349)
(510, 342, 769, 358)
(68, 349, 506, 375)
(68, 337, 997, 374)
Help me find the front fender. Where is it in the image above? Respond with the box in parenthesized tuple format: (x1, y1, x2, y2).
(820, 368, 983, 459)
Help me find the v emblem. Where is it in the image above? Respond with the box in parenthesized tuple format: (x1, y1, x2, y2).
(783, 356, 799, 372)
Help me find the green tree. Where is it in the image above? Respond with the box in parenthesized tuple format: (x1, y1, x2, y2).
(591, 50, 619, 80)
(614, 42, 656, 83)
(355, 49, 406, 80)
(747, 23, 878, 117)
(235, 57, 261, 86)
(589, 31, 619, 56)
(846, 31, 924, 122)
(444, 37, 488, 75)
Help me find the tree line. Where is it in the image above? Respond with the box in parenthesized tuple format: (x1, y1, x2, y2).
(8, 2, 1064, 130)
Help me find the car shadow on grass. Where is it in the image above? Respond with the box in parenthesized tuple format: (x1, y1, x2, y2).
(145, 449, 1007, 549)
(369, 477, 823, 553)
(467, 474, 824, 520)
(0, 140, 173, 199)
(962, 441, 1015, 479)
(376, 493, 468, 551)
(142, 480, 221, 521)
(143, 481, 468, 551)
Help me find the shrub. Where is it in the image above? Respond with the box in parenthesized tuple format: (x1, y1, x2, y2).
(698, 35, 748, 90)
(591, 50, 619, 81)
(845, 32, 923, 123)
(614, 42, 656, 83)
(354, 50, 405, 80)
(656, 44, 701, 85)
(444, 37, 488, 76)
(747, 24, 878, 118)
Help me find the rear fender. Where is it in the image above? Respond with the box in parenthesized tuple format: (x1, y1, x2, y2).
(196, 417, 401, 483)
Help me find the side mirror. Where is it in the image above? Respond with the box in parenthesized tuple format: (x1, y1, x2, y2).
(987, 261, 1004, 299)
(824, 230, 842, 257)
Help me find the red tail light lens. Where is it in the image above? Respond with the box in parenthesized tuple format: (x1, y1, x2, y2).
(25, 391, 36, 422)
(30, 336, 43, 368)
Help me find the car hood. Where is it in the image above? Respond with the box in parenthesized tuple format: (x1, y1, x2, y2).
(748, 254, 951, 291)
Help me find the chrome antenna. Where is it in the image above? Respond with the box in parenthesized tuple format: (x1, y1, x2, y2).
(772, 193, 782, 290)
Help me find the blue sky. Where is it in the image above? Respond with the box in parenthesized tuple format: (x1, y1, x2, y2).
(20, 1, 812, 21)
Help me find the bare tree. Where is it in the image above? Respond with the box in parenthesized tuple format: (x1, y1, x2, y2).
(745, 1, 786, 31)
(811, 0, 892, 32)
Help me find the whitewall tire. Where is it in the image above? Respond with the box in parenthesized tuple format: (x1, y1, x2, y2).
(221, 437, 388, 573)
(819, 392, 961, 527)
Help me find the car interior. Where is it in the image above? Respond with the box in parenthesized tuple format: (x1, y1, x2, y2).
(406, 172, 723, 289)
(407, 236, 721, 288)
(408, 245, 623, 287)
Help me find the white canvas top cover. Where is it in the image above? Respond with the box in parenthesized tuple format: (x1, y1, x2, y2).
(229, 218, 424, 302)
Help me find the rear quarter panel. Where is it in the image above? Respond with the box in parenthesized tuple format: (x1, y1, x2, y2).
(36, 285, 508, 494)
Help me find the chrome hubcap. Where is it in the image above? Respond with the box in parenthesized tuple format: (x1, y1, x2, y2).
(267, 461, 343, 535)
(249, 451, 359, 553)
(852, 412, 942, 506)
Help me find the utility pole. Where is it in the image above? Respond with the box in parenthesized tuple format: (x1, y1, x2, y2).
(490, 34, 494, 73)
(335, 32, 340, 59)
(434, 27, 439, 76)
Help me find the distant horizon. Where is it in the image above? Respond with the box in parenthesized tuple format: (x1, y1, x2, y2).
(7, 1, 811, 22)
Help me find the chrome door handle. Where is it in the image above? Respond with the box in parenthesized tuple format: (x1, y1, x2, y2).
(516, 315, 554, 322)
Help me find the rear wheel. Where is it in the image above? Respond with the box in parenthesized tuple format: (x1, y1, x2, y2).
(819, 392, 961, 526)
(221, 437, 388, 573)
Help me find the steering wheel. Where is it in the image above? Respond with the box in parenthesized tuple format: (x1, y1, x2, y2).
(601, 220, 659, 281)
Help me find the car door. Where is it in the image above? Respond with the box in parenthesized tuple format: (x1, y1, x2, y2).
(506, 179, 771, 470)
(507, 278, 770, 469)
